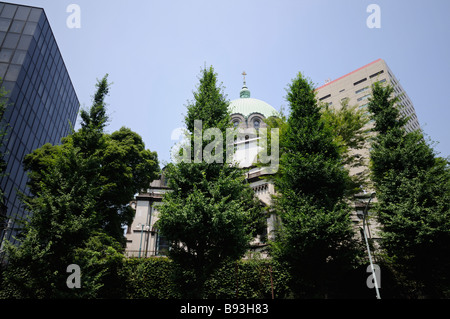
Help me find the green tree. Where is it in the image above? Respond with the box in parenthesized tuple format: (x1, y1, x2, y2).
(23, 75, 159, 244)
(0, 75, 158, 298)
(157, 66, 264, 298)
(368, 82, 450, 298)
(321, 99, 371, 193)
(271, 72, 362, 298)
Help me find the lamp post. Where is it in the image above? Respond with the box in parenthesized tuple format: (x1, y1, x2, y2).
(362, 192, 381, 299)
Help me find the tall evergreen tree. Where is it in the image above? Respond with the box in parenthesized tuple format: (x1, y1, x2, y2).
(157, 66, 264, 298)
(368, 82, 450, 298)
(271, 72, 362, 298)
(0, 75, 158, 298)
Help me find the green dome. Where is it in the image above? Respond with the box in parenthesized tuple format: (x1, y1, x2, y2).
(229, 74, 278, 118)
(229, 97, 278, 119)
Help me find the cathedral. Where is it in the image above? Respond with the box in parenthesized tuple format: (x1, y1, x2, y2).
(125, 73, 281, 258)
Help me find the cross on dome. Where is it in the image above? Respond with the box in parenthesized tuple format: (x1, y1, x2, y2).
(240, 71, 250, 98)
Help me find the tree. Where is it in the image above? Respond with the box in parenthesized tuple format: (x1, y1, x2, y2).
(321, 99, 371, 193)
(157, 66, 265, 298)
(271, 72, 362, 298)
(0, 75, 159, 298)
(368, 81, 450, 298)
(23, 75, 159, 244)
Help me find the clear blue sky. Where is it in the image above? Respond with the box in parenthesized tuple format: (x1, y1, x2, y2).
(8, 0, 450, 165)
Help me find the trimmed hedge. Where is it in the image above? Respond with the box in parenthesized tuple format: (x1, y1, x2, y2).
(120, 257, 291, 299)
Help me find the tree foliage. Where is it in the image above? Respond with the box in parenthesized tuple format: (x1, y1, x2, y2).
(0, 75, 159, 298)
(157, 66, 265, 298)
(368, 81, 450, 298)
(271, 72, 363, 297)
(321, 99, 371, 192)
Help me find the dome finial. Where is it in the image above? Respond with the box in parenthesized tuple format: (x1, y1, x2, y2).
(240, 71, 250, 98)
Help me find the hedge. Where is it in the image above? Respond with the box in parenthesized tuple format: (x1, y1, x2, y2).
(120, 256, 291, 299)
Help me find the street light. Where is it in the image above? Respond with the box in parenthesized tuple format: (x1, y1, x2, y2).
(362, 192, 381, 299)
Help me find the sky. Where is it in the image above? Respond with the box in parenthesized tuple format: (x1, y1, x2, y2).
(7, 0, 450, 165)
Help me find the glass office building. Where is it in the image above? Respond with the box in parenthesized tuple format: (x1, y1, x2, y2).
(0, 2, 79, 249)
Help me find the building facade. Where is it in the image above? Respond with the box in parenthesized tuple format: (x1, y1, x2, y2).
(316, 58, 420, 133)
(0, 2, 80, 250)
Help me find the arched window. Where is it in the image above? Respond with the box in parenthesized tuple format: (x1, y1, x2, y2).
(233, 120, 240, 128)
(254, 119, 261, 129)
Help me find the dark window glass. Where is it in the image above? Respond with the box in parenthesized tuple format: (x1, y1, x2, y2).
(27, 8, 42, 23)
(1, 80, 14, 96)
(5, 65, 21, 81)
(14, 6, 31, 21)
(17, 34, 32, 50)
(10, 20, 25, 33)
(0, 48, 13, 63)
(0, 31, 6, 44)
(3, 32, 20, 49)
(1, 4, 17, 19)
(12, 50, 27, 65)
(22, 21, 37, 35)
(353, 78, 367, 86)
(0, 17, 11, 32)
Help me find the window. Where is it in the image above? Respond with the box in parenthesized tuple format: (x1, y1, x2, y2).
(14, 6, 31, 21)
(319, 94, 331, 101)
(3, 32, 20, 49)
(1, 4, 17, 19)
(22, 21, 37, 35)
(353, 78, 367, 86)
(10, 20, 25, 33)
(5, 64, 21, 81)
(0, 18, 11, 32)
(355, 86, 369, 94)
(12, 50, 27, 65)
(0, 48, 13, 63)
(27, 8, 42, 23)
(369, 70, 384, 78)
(357, 94, 371, 102)
(254, 119, 261, 129)
(156, 232, 169, 256)
(233, 120, 239, 127)
(17, 35, 32, 50)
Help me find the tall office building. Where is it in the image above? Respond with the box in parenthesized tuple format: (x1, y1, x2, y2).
(0, 2, 79, 249)
(316, 58, 421, 133)
(316, 59, 422, 241)
(316, 59, 421, 177)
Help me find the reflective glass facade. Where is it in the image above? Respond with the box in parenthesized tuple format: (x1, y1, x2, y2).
(0, 2, 79, 248)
